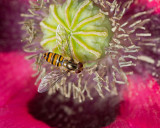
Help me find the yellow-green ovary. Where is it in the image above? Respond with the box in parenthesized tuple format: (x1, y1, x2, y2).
(40, 0, 113, 63)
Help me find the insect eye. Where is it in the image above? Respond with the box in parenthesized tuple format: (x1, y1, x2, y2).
(75, 69, 81, 74)
(77, 62, 83, 69)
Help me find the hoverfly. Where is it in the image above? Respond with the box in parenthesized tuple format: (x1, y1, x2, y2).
(38, 25, 83, 93)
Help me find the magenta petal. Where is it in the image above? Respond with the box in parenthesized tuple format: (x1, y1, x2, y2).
(106, 75, 160, 128)
(0, 52, 50, 128)
(0, 52, 34, 106)
(136, 0, 160, 13)
(106, 118, 131, 128)
(121, 75, 160, 128)
(0, 107, 50, 128)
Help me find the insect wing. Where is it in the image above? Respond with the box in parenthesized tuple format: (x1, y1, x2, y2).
(56, 24, 73, 59)
(56, 24, 68, 56)
(38, 70, 66, 93)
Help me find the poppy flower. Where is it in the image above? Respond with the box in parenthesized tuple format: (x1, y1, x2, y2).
(0, 0, 160, 128)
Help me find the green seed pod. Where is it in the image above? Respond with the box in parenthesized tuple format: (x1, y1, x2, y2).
(40, 0, 113, 63)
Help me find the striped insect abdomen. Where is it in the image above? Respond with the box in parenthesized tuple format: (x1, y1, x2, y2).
(43, 52, 64, 67)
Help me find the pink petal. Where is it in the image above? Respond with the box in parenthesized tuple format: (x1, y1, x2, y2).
(136, 0, 160, 13)
(0, 52, 50, 128)
(105, 75, 160, 128)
